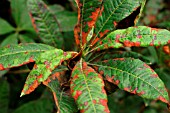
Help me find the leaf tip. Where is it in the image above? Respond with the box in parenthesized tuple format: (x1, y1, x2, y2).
(20, 92, 25, 97)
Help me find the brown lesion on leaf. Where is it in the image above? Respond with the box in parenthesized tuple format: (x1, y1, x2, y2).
(73, 90, 82, 100)
(22, 80, 39, 95)
(87, 8, 101, 27)
(113, 21, 118, 27)
(0, 64, 5, 70)
(157, 96, 169, 104)
(163, 45, 170, 54)
(29, 13, 39, 33)
(151, 28, 160, 32)
(99, 99, 110, 113)
(123, 40, 141, 47)
(74, 24, 81, 46)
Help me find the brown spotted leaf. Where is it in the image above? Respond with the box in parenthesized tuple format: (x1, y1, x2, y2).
(0, 43, 55, 70)
(21, 49, 77, 96)
(89, 0, 141, 46)
(70, 59, 110, 113)
(90, 58, 170, 105)
(74, 0, 103, 47)
(93, 26, 170, 51)
(27, 0, 63, 48)
(43, 70, 78, 113)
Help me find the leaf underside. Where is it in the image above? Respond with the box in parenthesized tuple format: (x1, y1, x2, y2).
(21, 49, 76, 96)
(27, 0, 63, 48)
(94, 26, 170, 51)
(0, 43, 55, 70)
(71, 59, 110, 113)
(91, 58, 169, 105)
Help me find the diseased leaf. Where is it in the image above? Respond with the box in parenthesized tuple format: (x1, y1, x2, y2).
(0, 78, 10, 113)
(90, 51, 151, 64)
(90, 0, 141, 46)
(134, 0, 146, 25)
(1, 33, 18, 47)
(27, 0, 63, 48)
(43, 71, 78, 113)
(0, 43, 55, 70)
(0, 18, 15, 35)
(90, 58, 170, 105)
(21, 49, 76, 96)
(74, 0, 103, 47)
(94, 26, 170, 51)
(71, 59, 110, 113)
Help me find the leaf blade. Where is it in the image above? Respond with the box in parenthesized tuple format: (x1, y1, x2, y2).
(0, 33, 18, 47)
(27, 0, 63, 48)
(94, 26, 170, 51)
(0, 18, 15, 35)
(71, 59, 109, 113)
(90, 0, 141, 46)
(10, 0, 35, 31)
(91, 58, 170, 104)
(0, 43, 55, 70)
(0, 78, 10, 113)
(43, 70, 78, 113)
(21, 49, 76, 96)
(74, 0, 103, 47)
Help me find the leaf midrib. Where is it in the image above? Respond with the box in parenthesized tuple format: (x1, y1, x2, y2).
(0, 50, 46, 58)
(79, 59, 97, 113)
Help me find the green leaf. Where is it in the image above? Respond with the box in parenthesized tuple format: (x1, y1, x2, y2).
(0, 33, 18, 47)
(102, 51, 151, 64)
(0, 70, 8, 78)
(21, 49, 76, 96)
(74, 0, 103, 47)
(94, 26, 170, 51)
(108, 92, 143, 113)
(27, 0, 63, 48)
(90, 0, 141, 46)
(50, 5, 77, 32)
(13, 98, 53, 113)
(43, 70, 78, 113)
(0, 78, 10, 113)
(158, 21, 170, 29)
(0, 18, 15, 35)
(68, 0, 77, 10)
(71, 59, 110, 113)
(134, 0, 146, 25)
(90, 58, 170, 105)
(0, 43, 55, 70)
(18, 34, 35, 43)
(10, 0, 35, 31)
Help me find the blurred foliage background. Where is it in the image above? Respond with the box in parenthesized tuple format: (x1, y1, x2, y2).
(0, 0, 170, 113)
